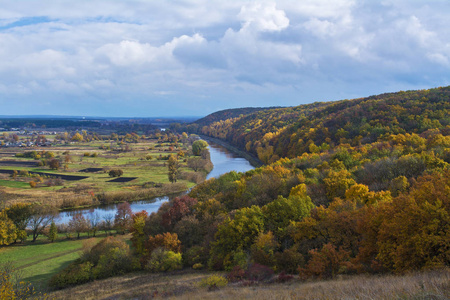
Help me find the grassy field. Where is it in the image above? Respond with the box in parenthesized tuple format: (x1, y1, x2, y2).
(47, 268, 450, 300)
(0, 137, 203, 208)
(0, 234, 106, 289)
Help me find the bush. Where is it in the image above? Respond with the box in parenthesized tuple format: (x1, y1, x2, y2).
(246, 263, 274, 282)
(276, 271, 294, 283)
(108, 169, 124, 177)
(192, 263, 204, 270)
(48, 261, 93, 289)
(29, 181, 37, 188)
(145, 248, 183, 272)
(198, 274, 228, 289)
(19, 170, 29, 177)
(227, 265, 246, 283)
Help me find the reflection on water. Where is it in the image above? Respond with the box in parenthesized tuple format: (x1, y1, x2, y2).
(56, 140, 254, 224)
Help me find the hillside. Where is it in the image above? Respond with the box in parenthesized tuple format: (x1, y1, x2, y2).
(16, 86, 449, 296)
(190, 86, 450, 164)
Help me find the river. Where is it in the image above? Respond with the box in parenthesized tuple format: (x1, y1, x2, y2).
(57, 140, 253, 224)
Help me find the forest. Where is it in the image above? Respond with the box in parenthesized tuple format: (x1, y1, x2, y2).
(1, 86, 449, 297)
(163, 86, 450, 275)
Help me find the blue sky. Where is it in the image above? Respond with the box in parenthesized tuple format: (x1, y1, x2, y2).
(0, 0, 449, 117)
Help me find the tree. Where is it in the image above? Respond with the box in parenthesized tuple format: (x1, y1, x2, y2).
(262, 184, 314, 243)
(71, 132, 83, 142)
(168, 155, 179, 183)
(210, 206, 265, 270)
(192, 140, 208, 156)
(114, 202, 132, 234)
(48, 158, 60, 170)
(101, 213, 114, 236)
(130, 210, 148, 256)
(68, 213, 89, 239)
(28, 205, 57, 242)
(187, 157, 206, 172)
(145, 232, 182, 255)
(87, 211, 101, 237)
(5, 203, 32, 242)
(0, 212, 17, 245)
(48, 221, 57, 242)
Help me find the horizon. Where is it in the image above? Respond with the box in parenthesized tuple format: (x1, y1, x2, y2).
(1, 1, 449, 117)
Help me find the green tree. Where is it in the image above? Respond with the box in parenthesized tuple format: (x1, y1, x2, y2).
(192, 140, 208, 156)
(168, 154, 179, 183)
(48, 221, 57, 242)
(210, 206, 264, 270)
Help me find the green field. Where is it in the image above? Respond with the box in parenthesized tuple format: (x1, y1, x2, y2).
(0, 136, 205, 208)
(0, 234, 104, 289)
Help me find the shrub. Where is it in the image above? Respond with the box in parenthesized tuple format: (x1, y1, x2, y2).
(145, 248, 183, 272)
(227, 265, 246, 283)
(276, 271, 294, 283)
(91, 246, 139, 279)
(192, 263, 204, 270)
(49, 261, 93, 289)
(108, 169, 124, 177)
(29, 181, 37, 188)
(18, 170, 29, 177)
(198, 275, 228, 289)
(246, 263, 274, 282)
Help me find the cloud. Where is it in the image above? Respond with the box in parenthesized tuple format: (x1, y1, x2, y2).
(0, 1, 449, 116)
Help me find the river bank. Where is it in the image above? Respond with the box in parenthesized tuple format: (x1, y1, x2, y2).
(56, 141, 254, 223)
(200, 135, 264, 168)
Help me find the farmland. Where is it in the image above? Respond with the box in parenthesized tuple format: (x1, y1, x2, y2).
(0, 131, 210, 210)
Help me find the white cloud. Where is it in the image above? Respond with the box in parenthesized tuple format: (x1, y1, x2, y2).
(0, 0, 449, 116)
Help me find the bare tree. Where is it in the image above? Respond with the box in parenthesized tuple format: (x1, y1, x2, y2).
(68, 213, 89, 239)
(28, 205, 58, 242)
(102, 213, 114, 236)
(87, 211, 101, 237)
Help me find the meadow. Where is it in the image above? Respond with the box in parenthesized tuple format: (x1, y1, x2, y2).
(0, 134, 203, 209)
(0, 233, 102, 289)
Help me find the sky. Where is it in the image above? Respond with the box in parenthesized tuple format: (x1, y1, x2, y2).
(0, 0, 449, 117)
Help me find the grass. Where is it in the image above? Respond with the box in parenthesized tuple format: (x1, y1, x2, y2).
(0, 179, 30, 189)
(0, 234, 103, 289)
(47, 268, 450, 300)
(0, 139, 202, 208)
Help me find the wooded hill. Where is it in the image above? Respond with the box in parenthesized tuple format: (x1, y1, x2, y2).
(45, 86, 450, 290)
(165, 86, 449, 275)
(180, 86, 450, 164)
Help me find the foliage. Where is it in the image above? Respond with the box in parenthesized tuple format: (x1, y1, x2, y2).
(0, 212, 17, 245)
(192, 140, 208, 156)
(48, 221, 57, 242)
(108, 169, 123, 177)
(198, 274, 228, 289)
(168, 154, 179, 183)
(50, 237, 139, 289)
(114, 202, 132, 234)
(145, 232, 182, 255)
(145, 248, 182, 272)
